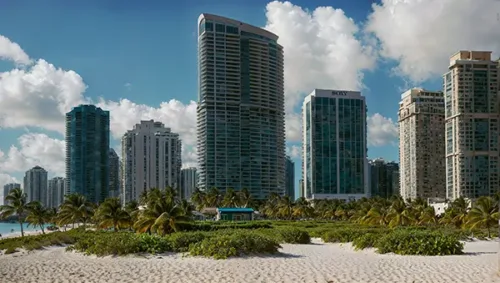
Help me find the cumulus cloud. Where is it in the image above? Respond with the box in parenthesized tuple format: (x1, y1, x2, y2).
(0, 59, 87, 132)
(265, 1, 376, 113)
(286, 145, 301, 159)
(366, 0, 500, 82)
(367, 113, 398, 146)
(0, 35, 32, 65)
(0, 133, 65, 175)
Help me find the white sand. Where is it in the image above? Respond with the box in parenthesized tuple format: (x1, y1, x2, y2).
(0, 238, 498, 283)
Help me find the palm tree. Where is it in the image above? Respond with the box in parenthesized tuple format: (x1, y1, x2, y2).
(0, 188, 29, 237)
(465, 196, 499, 238)
(238, 188, 253, 208)
(58, 194, 94, 230)
(440, 197, 469, 228)
(133, 188, 191, 235)
(95, 198, 131, 232)
(222, 188, 240, 207)
(25, 201, 49, 234)
(178, 199, 194, 217)
(363, 204, 390, 226)
(293, 197, 313, 219)
(277, 196, 294, 219)
(418, 206, 439, 226)
(387, 197, 415, 228)
(204, 187, 222, 207)
(191, 188, 206, 210)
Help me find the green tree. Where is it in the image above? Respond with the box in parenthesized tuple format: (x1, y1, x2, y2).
(95, 198, 131, 232)
(133, 188, 190, 235)
(0, 188, 30, 237)
(25, 201, 49, 234)
(238, 188, 253, 208)
(222, 188, 240, 207)
(191, 188, 206, 210)
(58, 194, 94, 230)
(465, 196, 499, 238)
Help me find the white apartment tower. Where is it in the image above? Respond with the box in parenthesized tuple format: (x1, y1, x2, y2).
(181, 167, 198, 200)
(398, 88, 446, 200)
(23, 166, 48, 206)
(122, 120, 182, 203)
(444, 51, 500, 200)
(3, 183, 21, 205)
(48, 177, 66, 208)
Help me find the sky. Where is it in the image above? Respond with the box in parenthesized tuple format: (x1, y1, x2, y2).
(0, 0, 500, 201)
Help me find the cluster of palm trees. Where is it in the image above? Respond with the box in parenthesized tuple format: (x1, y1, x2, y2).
(1, 186, 499, 238)
(191, 188, 499, 237)
(0, 187, 193, 237)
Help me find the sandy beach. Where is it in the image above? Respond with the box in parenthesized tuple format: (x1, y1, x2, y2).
(0, 238, 498, 283)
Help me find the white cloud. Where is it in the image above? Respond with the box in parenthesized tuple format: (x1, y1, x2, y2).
(0, 59, 87, 133)
(0, 35, 31, 65)
(265, 1, 376, 113)
(367, 113, 398, 147)
(124, 82, 132, 90)
(286, 145, 301, 159)
(366, 0, 500, 82)
(0, 133, 65, 176)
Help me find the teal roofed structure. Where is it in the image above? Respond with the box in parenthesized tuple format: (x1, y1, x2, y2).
(216, 207, 254, 221)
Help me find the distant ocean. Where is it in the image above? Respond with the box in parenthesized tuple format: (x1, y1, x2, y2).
(0, 223, 46, 237)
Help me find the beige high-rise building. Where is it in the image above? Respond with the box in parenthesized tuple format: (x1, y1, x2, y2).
(398, 88, 446, 200)
(444, 51, 500, 200)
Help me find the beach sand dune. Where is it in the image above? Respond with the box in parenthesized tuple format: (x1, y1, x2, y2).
(0, 238, 498, 283)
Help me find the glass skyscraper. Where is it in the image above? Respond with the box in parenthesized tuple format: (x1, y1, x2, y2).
(65, 105, 110, 203)
(302, 89, 368, 201)
(285, 156, 295, 200)
(444, 51, 500, 200)
(196, 13, 285, 199)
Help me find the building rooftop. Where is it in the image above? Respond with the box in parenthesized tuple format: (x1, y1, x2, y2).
(198, 13, 279, 41)
(216, 207, 254, 213)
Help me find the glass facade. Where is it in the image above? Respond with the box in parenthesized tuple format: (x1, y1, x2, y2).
(65, 105, 110, 203)
(197, 14, 285, 199)
(303, 91, 367, 200)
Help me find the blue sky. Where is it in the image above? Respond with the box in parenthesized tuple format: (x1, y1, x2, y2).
(0, 0, 499, 199)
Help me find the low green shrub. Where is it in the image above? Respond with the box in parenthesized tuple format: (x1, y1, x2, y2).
(321, 229, 364, 243)
(4, 247, 17, 254)
(0, 231, 76, 252)
(67, 232, 141, 256)
(137, 234, 171, 254)
(352, 233, 379, 250)
(176, 221, 272, 232)
(168, 231, 209, 252)
(375, 230, 464, 255)
(189, 231, 281, 259)
(278, 228, 311, 244)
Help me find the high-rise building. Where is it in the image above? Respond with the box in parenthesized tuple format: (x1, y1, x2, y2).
(285, 156, 295, 200)
(48, 177, 65, 208)
(298, 179, 304, 199)
(181, 167, 198, 200)
(369, 158, 399, 199)
(444, 51, 500, 200)
(66, 104, 110, 203)
(122, 120, 182, 203)
(398, 88, 446, 200)
(23, 166, 48, 206)
(196, 14, 285, 199)
(3, 183, 21, 205)
(302, 89, 368, 201)
(108, 148, 120, 198)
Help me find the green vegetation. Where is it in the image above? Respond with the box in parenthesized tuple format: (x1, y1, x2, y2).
(0, 187, 498, 259)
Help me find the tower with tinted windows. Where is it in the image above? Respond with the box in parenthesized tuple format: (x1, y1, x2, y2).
(302, 89, 368, 201)
(196, 14, 285, 199)
(65, 105, 110, 203)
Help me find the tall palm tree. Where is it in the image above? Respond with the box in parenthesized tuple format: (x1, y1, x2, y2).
(277, 196, 294, 219)
(465, 196, 499, 238)
(440, 197, 469, 228)
(58, 193, 94, 230)
(191, 188, 206, 210)
(238, 188, 253, 208)
(293, 197, 313, 219)
(125, 200, 139, 223)
(418, 206, 439, 226)
(25, 201, 49, 234)
(387, 197, 415, 228)
(204, 187, 222, 207)
(95, 198, 131, 232)
(362, 204, 390, 226)
(133, 188, 190, 235)
(222, 188, 240, 207)
(0, 188, 30, 237)
(178, 199, 194, 217)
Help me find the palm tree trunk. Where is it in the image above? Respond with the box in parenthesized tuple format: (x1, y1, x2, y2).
(18, 216, 24, 237)
(40, 224, 45, 234)
(114, 221, 118, 232)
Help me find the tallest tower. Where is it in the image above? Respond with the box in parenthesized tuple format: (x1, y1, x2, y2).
(196, 14, 285, 199)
